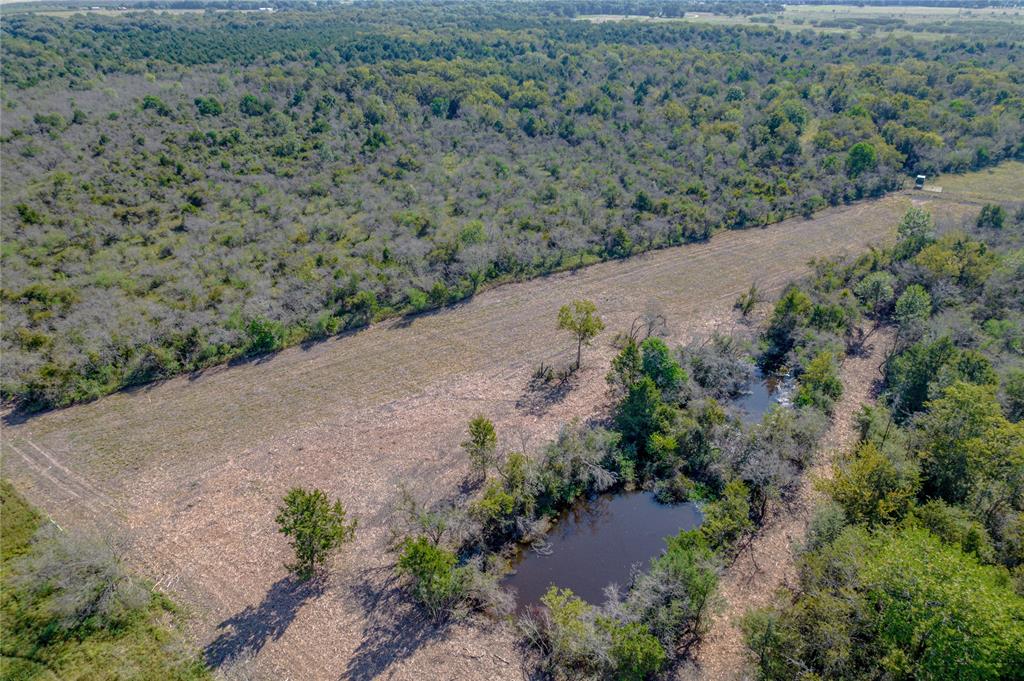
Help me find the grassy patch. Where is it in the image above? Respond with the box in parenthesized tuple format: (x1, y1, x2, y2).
(934, 161, 1024, 204)
(0, 481, 210, 681)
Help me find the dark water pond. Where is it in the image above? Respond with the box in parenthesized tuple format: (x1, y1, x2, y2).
(733, 367, 794, 424)
(502, 492, 702, 607)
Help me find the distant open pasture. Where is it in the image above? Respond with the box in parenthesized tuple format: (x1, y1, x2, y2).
(582, 4, 1024, 40)
(2, 163, 1020, 679)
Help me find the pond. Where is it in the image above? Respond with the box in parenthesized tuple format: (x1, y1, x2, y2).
(733, 367, 795, 424)
(502, 492, 702, 607)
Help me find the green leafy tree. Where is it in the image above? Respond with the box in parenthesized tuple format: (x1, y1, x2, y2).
(469, 480, 517, 544)
(863, 528, 1024, 680)
(245, 316, 284, 354)
(886, 336, 956, 418)
(539, 587, 604, 675)
(700, 479, 754, 552)
(744, 526, 1024, 681)
(396, 537, 465, 620)
(640, 337, 686, 400)
(607, 337, 644, 397)
(275, 488, 357, 580)
(762, 286, 813, 366)
(462, 415, 497, 481)
(193, 96, 223, 116)
(977, 203, 1007, 229)
(795, 350, 843, 413)
(845, 141, 877, 178)
(894, 207, 935, 260)
(629, 529, 720, 651)
(615, 376, 667, 455)
(893, 283, 931, 343)
(239, 93, 270, 116)
(608, 621, 667, 681)
(914, 381, 1010, 504)
(853, 271, 895, 317)
(1004, 368, 1024, 422)
(558, 300, 604, 370)
(827, 442, 920, 526)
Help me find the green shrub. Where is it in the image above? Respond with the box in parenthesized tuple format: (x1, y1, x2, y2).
(795, 350, 843, 413)
(608, 621, 667, 681)
(275, 488, 357, 579)
(397, 537, 465, 620)
(1, 481, 210, 680)
(699, 479, 753, 552)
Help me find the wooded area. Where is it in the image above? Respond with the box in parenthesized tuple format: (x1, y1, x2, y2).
(2, 2, 1022, 410)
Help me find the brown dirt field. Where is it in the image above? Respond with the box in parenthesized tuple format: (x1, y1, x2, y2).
(679, 328, 894, 681)
(0, 190, 984, 680)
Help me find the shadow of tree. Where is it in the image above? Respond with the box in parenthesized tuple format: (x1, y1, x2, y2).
(343, 566, 453, 681)
(515, 372, 574, 417)
(204, 576, 325, 669)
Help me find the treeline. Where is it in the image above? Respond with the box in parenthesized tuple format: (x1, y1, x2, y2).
(2, 3, 1023, 412)
(793, 0, 1017, 7)
(742, 205, 1024, 679)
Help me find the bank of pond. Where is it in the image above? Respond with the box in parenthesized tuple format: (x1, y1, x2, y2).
(502, 364, 788, 606)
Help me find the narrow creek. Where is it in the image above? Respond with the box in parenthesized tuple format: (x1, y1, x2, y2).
(733, 367, 795, 424)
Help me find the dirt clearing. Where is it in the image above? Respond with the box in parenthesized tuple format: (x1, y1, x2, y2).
(0, 188, 991, 680)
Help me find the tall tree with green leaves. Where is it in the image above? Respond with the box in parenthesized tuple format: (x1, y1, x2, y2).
(275, 488, 357, 580)
(558, 299, 605, 370)
(462, 415, 497, 481)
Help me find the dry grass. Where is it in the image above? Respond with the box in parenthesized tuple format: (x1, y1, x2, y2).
(926, 161, 1024, 205)
(0, 184, 999, 680)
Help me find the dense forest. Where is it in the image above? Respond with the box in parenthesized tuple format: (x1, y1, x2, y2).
(2, 2, 1023, 411)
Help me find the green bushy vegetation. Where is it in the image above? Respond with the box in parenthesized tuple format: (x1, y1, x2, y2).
(2, 1, 1022, 411)
(275, 487, 357, 580)
(0, 480, 210, 680)
(743, 203, 1024, 679)
(386, 285, 844, 676)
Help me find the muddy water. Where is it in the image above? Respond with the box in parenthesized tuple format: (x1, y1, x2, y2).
(733, 367, 795, 424)
(502, 492, 702, 607)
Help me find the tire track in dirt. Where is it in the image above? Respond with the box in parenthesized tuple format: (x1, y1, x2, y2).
(3, 436, 122, 524)
(681, 328, 894, 681)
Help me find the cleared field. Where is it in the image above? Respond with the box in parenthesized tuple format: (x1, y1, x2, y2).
(1, 170, 1015, 679)
(928, 161, 1024, 205)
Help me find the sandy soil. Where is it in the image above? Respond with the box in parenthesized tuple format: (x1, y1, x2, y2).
(1, 192, 968, 680)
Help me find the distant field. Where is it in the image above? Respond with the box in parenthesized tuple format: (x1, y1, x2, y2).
(4, 161, 1019, 679)
(581, 5, 1024, 40)
(929, 161, 1024, 205)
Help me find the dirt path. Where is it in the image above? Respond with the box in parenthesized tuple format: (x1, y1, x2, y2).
(0, 193, 954, 680)
(682, 328, 893, 681)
